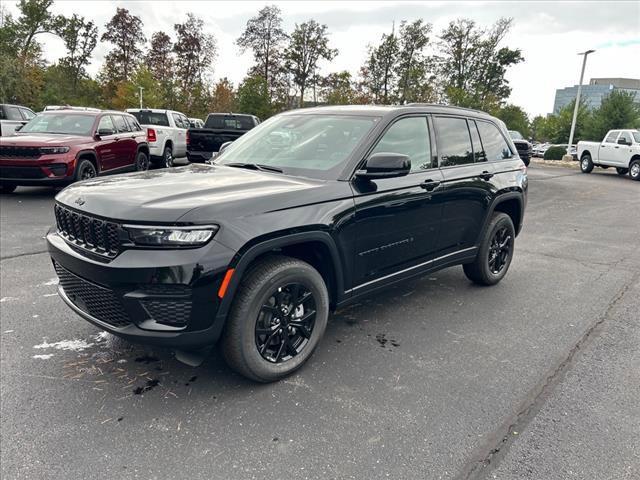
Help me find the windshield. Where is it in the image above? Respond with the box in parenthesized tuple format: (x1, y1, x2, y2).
(216, 114, 380, 180)
(20, 113, 95, 135)
(130, 111, 169, 127)
(508, 130, 524, 140)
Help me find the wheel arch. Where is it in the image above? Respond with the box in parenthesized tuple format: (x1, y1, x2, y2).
(216, 232, 345, 323)
(137, 143, 150, 157)
(75, 150, 99, 174)
(580, 149, 591, 159)
(478, 193, 524, 243)
(629, 154, 640, 167)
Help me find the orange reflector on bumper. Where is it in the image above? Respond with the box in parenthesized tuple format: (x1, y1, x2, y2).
(217, 268, 235, 298)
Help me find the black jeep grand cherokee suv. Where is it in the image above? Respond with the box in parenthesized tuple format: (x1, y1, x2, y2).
(47, 105, 527, 382)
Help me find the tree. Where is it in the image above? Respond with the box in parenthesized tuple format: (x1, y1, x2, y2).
(146, 31, 176, 107)
(438, 18, 523, 110)
(58, 14, 97, 90)
(111, 66, 162, 110)
(12, 0, 63, 64)
(284, 20, 337, 107)
(237, 5, 287, 97)
(320, 71, 369, 105)
(236, 75, 272, 119)
(209, 78, 236, 113)
(173, 13, 217, 111)
(362, 27, 399, 104)
(493, 104, 530, 137)
(395, 19, 433, 103)
(586, 90, 640, 140)
(101, 8, 145, 84)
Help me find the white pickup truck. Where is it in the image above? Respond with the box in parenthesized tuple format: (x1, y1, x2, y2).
(0, 104, 36, 137)
(577, 129, 640, 181)
(126, 109, 190, 168)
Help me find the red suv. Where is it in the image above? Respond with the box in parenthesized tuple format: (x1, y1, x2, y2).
(0, 110, 149, 193)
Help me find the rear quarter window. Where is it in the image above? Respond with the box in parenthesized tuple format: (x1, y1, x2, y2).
(476, 121, 513, 161)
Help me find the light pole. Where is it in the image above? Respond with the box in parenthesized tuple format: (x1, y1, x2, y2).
(564, 49, 595, 160)
(138, 86, 144, 109)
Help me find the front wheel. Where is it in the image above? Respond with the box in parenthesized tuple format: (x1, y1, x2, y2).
(616, 167, 629, 176)
(222, 255, 329, 382)
(75, 159, 97, 181)
(630, 160, 640, 181)
(580, 154, 594, 173)
(463, 212, 515, 286)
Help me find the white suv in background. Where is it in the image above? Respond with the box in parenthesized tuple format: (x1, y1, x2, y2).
(126, 109, 189, 168)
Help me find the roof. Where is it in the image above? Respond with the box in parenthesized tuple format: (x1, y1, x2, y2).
(280, 103, 496, 119)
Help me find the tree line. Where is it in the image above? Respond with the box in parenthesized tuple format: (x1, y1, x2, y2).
(3, 0, 636, 139)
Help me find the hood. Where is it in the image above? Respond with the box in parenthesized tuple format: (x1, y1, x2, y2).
(8, 134, 89, 146)
(55, 164, 332, 223)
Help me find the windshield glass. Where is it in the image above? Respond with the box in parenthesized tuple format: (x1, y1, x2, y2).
(216, 114, 380, 180)
(20, 113, 95, 135)
(508, 130, 524, 140)
(632, 131, 640, 143)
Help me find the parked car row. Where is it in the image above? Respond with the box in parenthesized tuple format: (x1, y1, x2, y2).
(0, 104, 259, 192)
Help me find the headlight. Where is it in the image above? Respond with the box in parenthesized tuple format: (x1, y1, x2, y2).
(40, 146, 70, 154)
(124, 225, 219, 247)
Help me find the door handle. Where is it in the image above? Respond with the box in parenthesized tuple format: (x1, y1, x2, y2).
(480, 170, 494, 180)
(420, 179, 441, 191)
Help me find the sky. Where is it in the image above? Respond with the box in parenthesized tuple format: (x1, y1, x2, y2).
(5, 0, 640, 117)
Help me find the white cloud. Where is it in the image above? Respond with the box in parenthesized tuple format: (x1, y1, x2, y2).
(5, 0, 639, 117)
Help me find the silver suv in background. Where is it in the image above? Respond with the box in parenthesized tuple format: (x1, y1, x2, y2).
(0, 104, 36, 137)
(126, 109, 189, 168)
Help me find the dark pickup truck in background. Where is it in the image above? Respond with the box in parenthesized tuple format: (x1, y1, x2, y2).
(186, 113, 259, 163)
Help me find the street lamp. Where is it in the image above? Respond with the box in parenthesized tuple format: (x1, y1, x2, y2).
(138, 86, 144, 109)
(564, 49, 595, 161)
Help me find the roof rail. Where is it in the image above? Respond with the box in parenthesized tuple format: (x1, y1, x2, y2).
(405, 103, 487, 114)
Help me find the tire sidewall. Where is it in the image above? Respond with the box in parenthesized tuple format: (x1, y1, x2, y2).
(479, 214, 515, 284)
(630, 160, 640, 181)
(135, 151, 149, 171)
(163, 146, 173, 168)
(580, 154, 593, 173)
(231, 263, 329, 381)
(75, 159, 97, 181)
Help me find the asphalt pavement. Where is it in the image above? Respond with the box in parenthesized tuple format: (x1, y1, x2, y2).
(1, 163, 639, 479)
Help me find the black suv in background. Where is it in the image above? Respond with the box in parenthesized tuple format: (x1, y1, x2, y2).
(186, 113, 259, 163)
(47, 105, 528, 382)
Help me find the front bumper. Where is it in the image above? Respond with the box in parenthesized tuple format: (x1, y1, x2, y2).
(0, 156, 75, 185)
(47, 229, 236, 349)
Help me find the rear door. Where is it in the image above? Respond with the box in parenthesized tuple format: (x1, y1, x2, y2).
(351, 115, 444, 292)
(433, 116, 499, 256)
(112, 114, 137, 169)
(599, 130, 620, 164)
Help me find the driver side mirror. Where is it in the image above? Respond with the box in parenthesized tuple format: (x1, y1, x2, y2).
(618, 137, 630, 146)
(14, 124, 23, 132)
(355, 152, 411, 179)
(96, 128, 114, 138)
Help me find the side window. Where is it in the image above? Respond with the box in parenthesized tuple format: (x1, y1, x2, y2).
(619, 131, 632, 144)
(20, 108, 35, 120)
(476, 121, 513, 161)
(124, 115, 141, 132)
(370, 116, 432, 172)
(5, 106, 23, 121)
(434, 116, 474, 167)
(113, 115, 129, 133)
(469, 120, 487, 162)
(172, 113, 184, 128)
(180, 115, 189, 128)
(97, 115, 116, 134)
(605, 131, 619, 143)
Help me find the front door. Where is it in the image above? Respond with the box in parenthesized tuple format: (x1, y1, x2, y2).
(598, 130, 620, 164)
(94, 115, 118, 171)
(351, 115, 444, 292)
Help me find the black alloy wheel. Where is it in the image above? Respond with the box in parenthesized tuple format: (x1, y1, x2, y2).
(135, 151, 149, 171)
(76, 159, 97, 180)
(255, 283, 317, 364)
(488, 226, 512, 275)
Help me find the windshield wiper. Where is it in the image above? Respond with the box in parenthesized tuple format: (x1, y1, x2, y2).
(225, 162, 284, 173)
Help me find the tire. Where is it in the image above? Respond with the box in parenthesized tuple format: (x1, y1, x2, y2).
(463, 212, 515, 286)
(580, 154, 594, 173)
(75, 159, 97, 181)
(616, 167, 629, 176)
(600, 165, 609, 169)
(0, 184, 17, 194)
(630, 160, 640, 181)
(135, 151, 149, 172)
(221, 255, 329, 382)
(162, 146, 174, 168)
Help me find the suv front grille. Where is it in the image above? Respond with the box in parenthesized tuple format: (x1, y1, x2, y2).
(54, 204, 121, 258)
(0, 146, 42, 158)
(54, 263, 131, 328)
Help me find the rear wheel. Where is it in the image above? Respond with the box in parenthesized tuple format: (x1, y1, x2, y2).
(222, 255, 329, 382)
(616, 167, 629, 176)
(75, 159, 97, 181)
(135, 151, 149, 171)
(463, 212, 515, 286)
(0, 184, 17, 194)
(580, 154, 594, 173)
(630, 160, 640, 181)
(162, 146, 173, 168)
